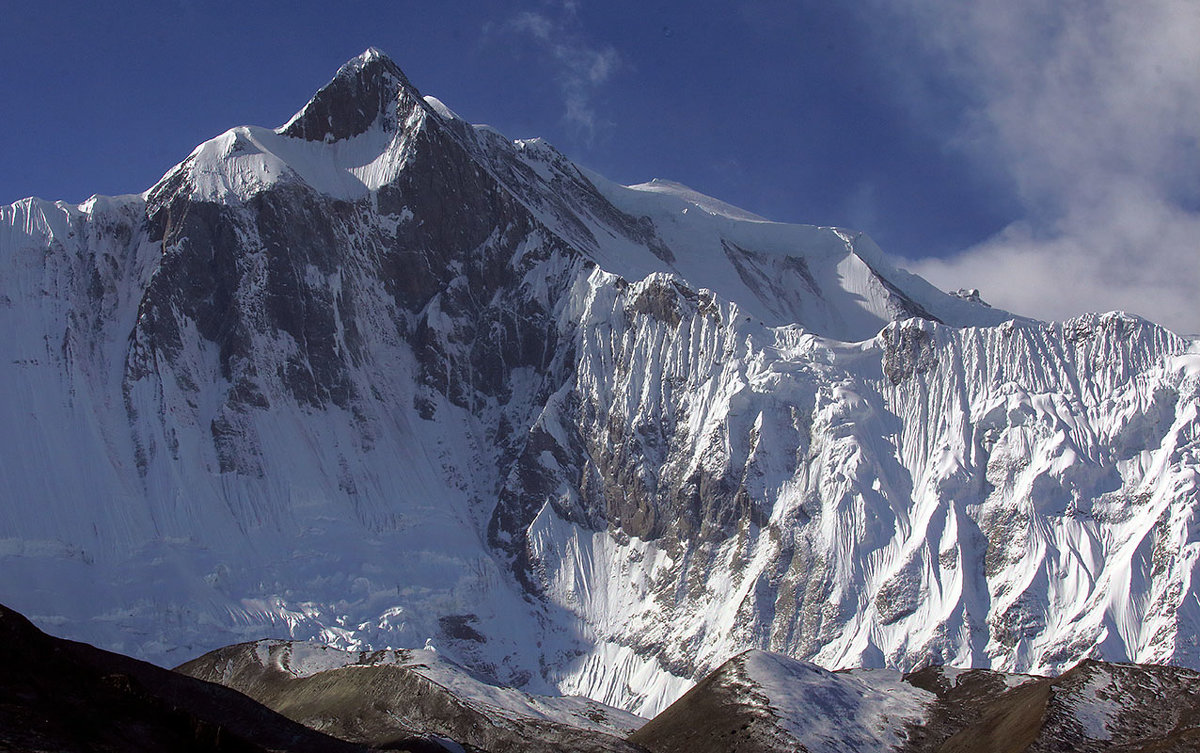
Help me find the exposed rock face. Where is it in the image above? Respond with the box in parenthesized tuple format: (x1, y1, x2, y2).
(280, 48, 417, 143)
(1, 49, 1197, 718)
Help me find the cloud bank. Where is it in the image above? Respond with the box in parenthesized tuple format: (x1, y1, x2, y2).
(884, 0, 1200, 334)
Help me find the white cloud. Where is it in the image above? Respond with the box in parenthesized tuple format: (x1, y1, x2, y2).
(880, 0, 1200, 334)
(507, 3, 621, 140)
(912, 185, 1200, 332)
(511, 11, 554, 40)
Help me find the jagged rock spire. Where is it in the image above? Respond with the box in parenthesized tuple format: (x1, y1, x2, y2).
(279, 48, 419, 143)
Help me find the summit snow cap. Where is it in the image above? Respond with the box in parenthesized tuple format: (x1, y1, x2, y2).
(279, 48, 418, 143)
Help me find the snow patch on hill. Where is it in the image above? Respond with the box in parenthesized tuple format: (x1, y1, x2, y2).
(741, 652, 932, 753)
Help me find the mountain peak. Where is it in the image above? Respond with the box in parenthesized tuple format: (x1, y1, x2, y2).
(279, 47, 418, 143)
(356, 46, 388, 63)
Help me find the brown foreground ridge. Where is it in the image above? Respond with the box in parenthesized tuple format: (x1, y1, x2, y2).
(0, 602, 377, 752)
(7, 598, 1200, 753)
(177, 639, 648, 753)
(630, 650, 1200, 753)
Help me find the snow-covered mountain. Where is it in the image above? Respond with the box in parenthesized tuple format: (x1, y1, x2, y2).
(1, 49, 1197, 717)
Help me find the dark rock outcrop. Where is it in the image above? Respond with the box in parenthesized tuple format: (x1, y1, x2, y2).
(0, 602, 374, 753)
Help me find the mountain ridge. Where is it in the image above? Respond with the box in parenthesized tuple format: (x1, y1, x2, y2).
(10, 596, 1198, 753)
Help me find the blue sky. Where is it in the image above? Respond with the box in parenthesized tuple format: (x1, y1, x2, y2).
(2, 1, 1196, 332)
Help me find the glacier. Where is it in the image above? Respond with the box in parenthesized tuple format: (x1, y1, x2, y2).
(1, 49, 1197, 717)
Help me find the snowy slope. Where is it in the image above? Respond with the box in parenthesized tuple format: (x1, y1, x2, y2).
(740, 652, 932, 752)
(1, 49, 1198, 720)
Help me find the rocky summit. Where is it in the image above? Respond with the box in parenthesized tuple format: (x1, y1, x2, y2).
(0, 49, 1197, 718)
